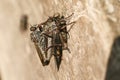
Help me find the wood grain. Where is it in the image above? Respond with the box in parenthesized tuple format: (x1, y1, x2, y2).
(0, 0, 119, 80)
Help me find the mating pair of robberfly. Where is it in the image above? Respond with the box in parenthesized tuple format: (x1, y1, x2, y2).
(30, 13, 75, 70)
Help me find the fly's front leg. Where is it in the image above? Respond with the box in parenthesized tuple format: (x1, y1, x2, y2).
(67, 21, 76, 32)
(60, 21, 76, 32)
(64, 13, 74, 20)
(60, 13, 74, 23)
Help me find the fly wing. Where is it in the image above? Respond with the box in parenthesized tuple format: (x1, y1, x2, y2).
(34, 34, 50, 66)
(34, 43, 46, 66)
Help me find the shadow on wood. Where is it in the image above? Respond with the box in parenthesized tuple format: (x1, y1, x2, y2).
(105, 36, 120, 80)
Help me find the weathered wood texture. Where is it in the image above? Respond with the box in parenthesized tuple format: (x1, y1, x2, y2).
(0, 0, 119, 80)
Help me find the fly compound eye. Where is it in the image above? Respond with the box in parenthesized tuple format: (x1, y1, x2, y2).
(61, 16, 64, 19)
(54, 13, 60, 18)
(48, 17, 53, 22)
(39, 26, 43, 32)
(30, 27, 37, 31)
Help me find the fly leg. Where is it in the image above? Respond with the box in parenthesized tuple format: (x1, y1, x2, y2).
(59, 33, 71, 53)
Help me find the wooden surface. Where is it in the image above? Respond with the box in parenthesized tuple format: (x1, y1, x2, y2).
(0, 0, 119, 80)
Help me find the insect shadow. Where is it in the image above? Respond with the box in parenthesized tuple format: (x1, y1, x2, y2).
(20, 14, 28, 32)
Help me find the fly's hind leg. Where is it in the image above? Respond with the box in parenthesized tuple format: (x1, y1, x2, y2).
(59, 30, 71, 53)
(43, 43, 62, 65)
